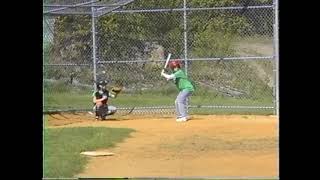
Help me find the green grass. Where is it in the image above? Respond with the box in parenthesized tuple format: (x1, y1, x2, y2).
(43, 91, 274, 115)
(43, 115, 49, 128)
(44, 92, 272, 107)
(44, 92, 92, 109)
(44, 127, 135, 178)
(189, 107, 274, 115)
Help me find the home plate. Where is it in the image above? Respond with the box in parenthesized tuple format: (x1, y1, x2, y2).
(80, 151, 114, 156)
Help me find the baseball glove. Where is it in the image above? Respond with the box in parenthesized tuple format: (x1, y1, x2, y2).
(110, 86, 123, 96)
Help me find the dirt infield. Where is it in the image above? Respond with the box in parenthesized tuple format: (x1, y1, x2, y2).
(46, 113, 278, 178)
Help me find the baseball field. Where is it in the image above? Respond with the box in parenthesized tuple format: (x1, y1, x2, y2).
(44, 113, 278, 179)
(43, 1, 279, 179)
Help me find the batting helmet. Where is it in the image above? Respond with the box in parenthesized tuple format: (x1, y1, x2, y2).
(168, 59, 181, 70)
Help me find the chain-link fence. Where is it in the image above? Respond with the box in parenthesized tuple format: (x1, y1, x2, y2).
(43, 0, 279, 115)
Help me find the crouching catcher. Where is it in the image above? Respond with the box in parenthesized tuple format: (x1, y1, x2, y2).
(92, 80, 123, 120)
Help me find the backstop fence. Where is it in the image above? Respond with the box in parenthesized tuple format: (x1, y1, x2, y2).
(43, 0, 279, 115)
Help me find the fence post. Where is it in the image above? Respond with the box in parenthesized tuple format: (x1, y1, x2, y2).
(183, 0, 188, 75)
(183, 0, 190, 113)
(272, 0, 279, 116)
(273, 0, 280, 178)
(91, 6, 97, 91)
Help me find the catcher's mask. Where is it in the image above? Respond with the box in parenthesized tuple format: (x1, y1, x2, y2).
(169, 59, 181, 70)
(97, 80, 108, 90)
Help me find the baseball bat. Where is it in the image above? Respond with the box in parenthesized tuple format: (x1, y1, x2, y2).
(161, 53, 171, 74)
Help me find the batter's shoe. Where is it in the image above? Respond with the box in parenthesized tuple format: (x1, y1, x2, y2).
(176, 117, 188, 122)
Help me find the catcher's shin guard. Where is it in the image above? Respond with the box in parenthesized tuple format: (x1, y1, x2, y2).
(99, 104, 109, 120)
(93, 104, 99, 119)
(107, 105, 117, 115)
(94, 104, 105, 119)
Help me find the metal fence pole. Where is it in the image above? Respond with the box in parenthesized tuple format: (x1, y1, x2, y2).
(273, 0, 279, 178)
(275, 0, 279, 117)
(272, 0, 279, 116)
(183, 0, 188, 75)
(91, 7, 97, 91)
(183, 0, 190, 113)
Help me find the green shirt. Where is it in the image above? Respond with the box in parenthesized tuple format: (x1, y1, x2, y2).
(173, 69, 195, 92)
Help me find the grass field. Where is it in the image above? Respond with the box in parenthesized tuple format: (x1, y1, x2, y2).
(43, 127, 135, 178)
(44, 91, 274, 115)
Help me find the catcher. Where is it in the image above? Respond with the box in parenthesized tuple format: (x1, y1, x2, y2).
(92, 80, 123, 120)
(161, 59, 195, 122)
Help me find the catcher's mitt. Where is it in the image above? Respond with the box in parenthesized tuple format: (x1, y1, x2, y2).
(110, 86, 123, 96)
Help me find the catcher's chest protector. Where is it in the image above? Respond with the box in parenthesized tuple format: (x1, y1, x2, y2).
(95, 90, 109, 104)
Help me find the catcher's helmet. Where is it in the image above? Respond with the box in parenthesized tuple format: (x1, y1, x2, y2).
(168, 59, 181, 70)
(97, 80, 108, 90)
